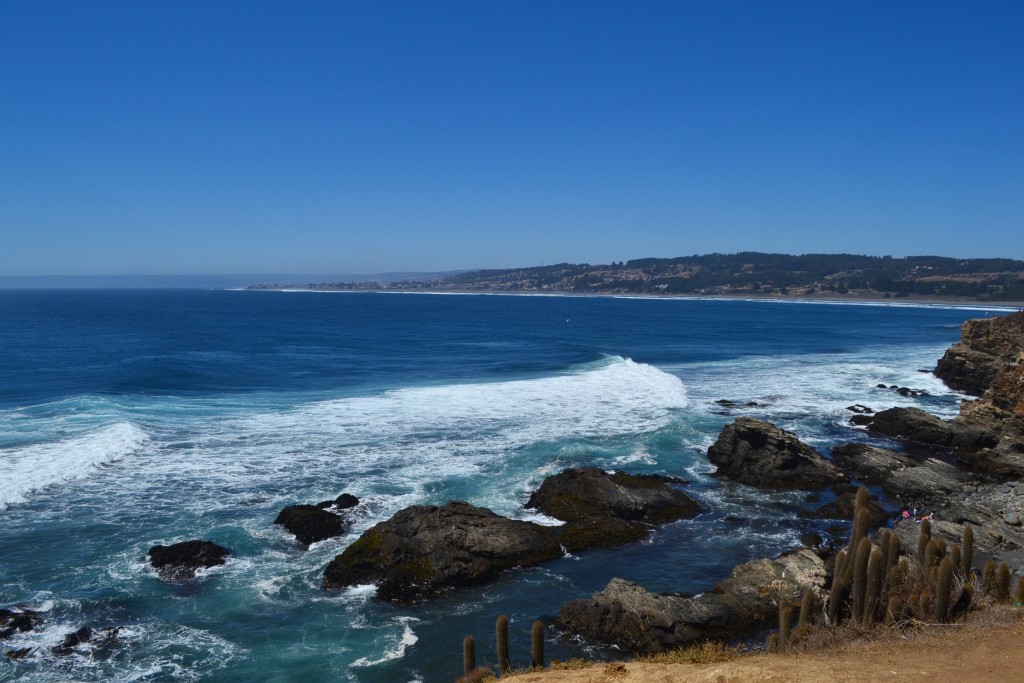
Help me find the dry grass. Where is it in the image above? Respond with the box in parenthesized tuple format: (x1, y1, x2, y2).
(639, 640, 746, 665)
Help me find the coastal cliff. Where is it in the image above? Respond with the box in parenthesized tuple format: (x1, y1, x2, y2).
(934, 310, 1024, 396)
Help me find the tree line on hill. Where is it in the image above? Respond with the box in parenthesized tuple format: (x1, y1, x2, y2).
(394, 253, 1024, 300)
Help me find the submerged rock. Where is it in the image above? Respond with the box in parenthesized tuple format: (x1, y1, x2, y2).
(0, 608, 42, 640)
(323, 500, 563, 602)
(148, 540, 230, 581)
(317, 493, 359, 510)
(555, 548, 825, 654)
(706, 418, 844, 489)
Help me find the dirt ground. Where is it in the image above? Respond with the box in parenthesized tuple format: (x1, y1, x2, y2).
(504, 610, 1024, 683)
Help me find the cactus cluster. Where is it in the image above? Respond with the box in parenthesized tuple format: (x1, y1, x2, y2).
(460, 615, 547, 679)
(769, 488, 1010, 652)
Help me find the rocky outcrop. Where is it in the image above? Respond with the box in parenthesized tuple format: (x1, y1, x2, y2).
(0, 608, 42, 640)
(554, 549, 826, 654)
(275, 504, 352, 546)
(934, 311, 1024, 396)
(804, 485, 890, 529)
(524, 468, 700, 551)
(830, 444, 917, 483)
(148, 540, 230, 581)
(867, 407, 997, 453)
(706, 418, 844, 489)
(322, 501, 563, 602)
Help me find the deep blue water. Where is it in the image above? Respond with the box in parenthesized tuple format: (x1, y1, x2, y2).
(0, 290, 1009, 682)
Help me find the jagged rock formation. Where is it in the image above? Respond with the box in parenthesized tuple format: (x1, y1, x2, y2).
(554, 549, 826, 654)
(275, 494, 359, 546)
(706, 418, 844, 489)
(148, 540, 230, 581)
(322, 500, 563, 602)
(934, 311, 1024, 396)
(324, 469, 702, 601)
(524, 467, 700, 551)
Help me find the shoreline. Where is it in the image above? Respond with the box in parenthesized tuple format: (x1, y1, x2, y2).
(247, 286, 1024, 311)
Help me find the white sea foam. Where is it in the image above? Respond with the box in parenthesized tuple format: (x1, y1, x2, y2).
(0, 421, 149, 509)
(349, 617, 419, 668)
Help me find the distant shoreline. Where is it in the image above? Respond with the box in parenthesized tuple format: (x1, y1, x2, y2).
(247, 286, 1024, 310)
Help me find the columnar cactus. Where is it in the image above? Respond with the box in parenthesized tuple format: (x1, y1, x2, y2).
(779, 601, 792, 648)
(852, 537, 872, 622)
(961, 524, 974, 575)
(934, 557, 954, 622)
(798, 588, 815, 629)
(864, 546, 884, 623)
(995, 562, 1012, 602)
(463, 635, 476, 675)
(917, 518, 931, 563)
(531, 620, 544, 669)
(496, 615, 510, 675)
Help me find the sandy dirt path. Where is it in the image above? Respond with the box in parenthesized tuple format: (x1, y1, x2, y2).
(503, 613, 1024, 683)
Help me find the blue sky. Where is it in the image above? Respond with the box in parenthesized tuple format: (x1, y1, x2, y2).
(2, 1, 1022, 276)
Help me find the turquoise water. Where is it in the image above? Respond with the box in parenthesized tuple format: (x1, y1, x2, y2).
(0, 290, 1008, 681)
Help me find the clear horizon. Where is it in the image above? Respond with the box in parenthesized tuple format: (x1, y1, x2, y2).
(2, 1, 1022, 277)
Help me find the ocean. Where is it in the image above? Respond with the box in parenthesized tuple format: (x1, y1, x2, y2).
(0, 290, 1011, 682)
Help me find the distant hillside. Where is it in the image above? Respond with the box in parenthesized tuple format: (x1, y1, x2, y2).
(0, 271, 464, 289)
(275, 253, 1024, 301)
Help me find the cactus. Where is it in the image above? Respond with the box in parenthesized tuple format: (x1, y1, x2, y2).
(924, 539, 941, 571)
(779, 601, 792, 648)
(834, 549, 849, 585)
(855, 486, 870, 511)
(798, 588, 815, 629)
(850, 507, 871, 554)
(950, 544, 961, 574)
(995, 562, 1012, 601)
(463, 635, 476, 676)
(917, 518, 931, 562)
(852, 537, 872, 622)
(864, 546, 884, 623)
(885, 595, 904, 626)
(531, 620, 544, 669)
(827, 576, 848, 624)
(496, 615, 510, 675)
(917, 590, 930, 617)
(878, 529, 892, 570)
(961, 524, 974, 575)
(766, 632, 779, 653)
(934, 538, 947, 560)
(934, 557, 954, 622)
(982, 559, 996, 595)
(1015, 577, 1024, 606)
(886, 532, 901, 573)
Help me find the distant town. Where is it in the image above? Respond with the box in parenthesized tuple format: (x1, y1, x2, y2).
(250, 253, 1024, 302)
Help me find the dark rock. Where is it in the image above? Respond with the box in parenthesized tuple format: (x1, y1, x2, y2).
(0, 608, 42, 639)
(801, 532, 823, 548)
(51, 626, 119, 656)
(554, 579, 735, 654)
(323, 500, 563, 602)
(524, 467, 699, 525)
(559, 517, 649, 553)
(934, 311, 1024, 396)
(4, 647, 32, 660)
(803, 487, 889, 528)
(846, 404, 873, 414)
(867, 407, 997, 453)
(831, 443, 917, 483)
(51, 627, 92, 655)
(706, 418, 845, 489)
(317, 493, 360, 510)
(275, 504, 351, 545)
(554, 549, 825, 654)
(148, 540, 230, 581)
(884, 458, 968, 502)
(876, 383, 888, 389)
(715, 399, 736, 407)
(849, 414, 873, 426)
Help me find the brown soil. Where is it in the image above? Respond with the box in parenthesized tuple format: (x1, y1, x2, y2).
(505, 609, 1024, 683)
